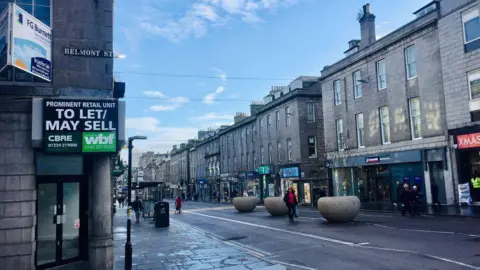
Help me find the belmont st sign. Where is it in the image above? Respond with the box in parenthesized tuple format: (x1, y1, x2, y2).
(43, 99, 118, 153)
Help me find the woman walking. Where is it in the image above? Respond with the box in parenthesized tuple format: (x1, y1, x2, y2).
(283, 188, 298, 222)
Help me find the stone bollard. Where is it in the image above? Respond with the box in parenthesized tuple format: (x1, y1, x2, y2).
(317, 196, 360, 222)
(264, 197, 288, 216)
(232, 197, 258, 212)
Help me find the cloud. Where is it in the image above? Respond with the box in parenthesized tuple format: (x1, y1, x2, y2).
(138, 0, 299, 42)
(203, 86, 225, 104)
(123, 127, 198, 154)
(126, 117, 162, 132)
(149, 105, 178, 111)
(143, 91, 165, 98)
(194, 112, 233, 121)
(168, 97, 190, 103)
(211, 67, 227, 82)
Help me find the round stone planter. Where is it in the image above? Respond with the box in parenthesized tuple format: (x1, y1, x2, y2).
(232, 197, 258, 213)
(264, 197, 288, 216)
(317, 196, 360, 222)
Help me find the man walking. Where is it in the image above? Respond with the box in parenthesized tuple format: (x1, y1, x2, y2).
(400, 185, 413, 216)
(283, 188, 298, 222)
(431, 180, 442, 208)
(132, 196, 144, 223)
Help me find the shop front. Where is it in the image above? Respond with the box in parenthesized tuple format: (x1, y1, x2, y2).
(329, 150, 432, 204)
(245, 171, 260, 198)
(454, 131, 480, 205)
(220, 173, 240, 202)
(258, 165, 276, 203)
(196, 178, 211, 201)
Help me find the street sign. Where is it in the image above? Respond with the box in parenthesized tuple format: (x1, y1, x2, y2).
(43, 99, 118, 153)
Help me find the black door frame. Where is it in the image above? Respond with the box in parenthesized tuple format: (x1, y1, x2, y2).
(35, 176, 88, 269)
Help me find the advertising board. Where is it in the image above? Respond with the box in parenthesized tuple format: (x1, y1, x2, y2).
(43, 99, 118, 154)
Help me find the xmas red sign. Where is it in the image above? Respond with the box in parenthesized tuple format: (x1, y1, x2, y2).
(457, 132, 480, 149)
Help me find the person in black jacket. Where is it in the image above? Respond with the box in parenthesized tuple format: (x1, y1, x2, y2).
(431, 180, 442, 208)
(132, 196, 144, 223)
(411, 185, 421, 216)
(400, 185, 413, 216)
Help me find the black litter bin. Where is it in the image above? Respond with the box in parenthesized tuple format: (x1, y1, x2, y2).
(154, 202, 169, 227)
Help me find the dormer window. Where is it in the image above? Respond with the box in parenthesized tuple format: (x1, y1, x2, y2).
(413, 1, 438, 18)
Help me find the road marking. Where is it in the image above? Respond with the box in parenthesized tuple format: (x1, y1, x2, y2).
(297, 217, 326, 221)
(360, 246, 480, 270)
(370, 223, 480, 237)
(184, 211, 480, 269)
(267, 259, 318, 270)
(184, 211, 358, 246)
(355, 242, 370, 246)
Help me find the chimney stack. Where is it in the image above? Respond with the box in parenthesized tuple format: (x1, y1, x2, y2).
(359, 3, 376, 48)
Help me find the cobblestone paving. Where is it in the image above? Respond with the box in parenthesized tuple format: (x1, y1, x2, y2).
(113, 211, 286, 270)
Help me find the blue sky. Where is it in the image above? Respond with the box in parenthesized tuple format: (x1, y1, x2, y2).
(114, 0, 430, 153)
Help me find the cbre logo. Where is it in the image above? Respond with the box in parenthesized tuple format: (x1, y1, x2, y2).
(82, 132, 116, 152)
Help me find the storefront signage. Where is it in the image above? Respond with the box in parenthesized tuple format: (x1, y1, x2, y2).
(457, 132, 480, 149)
(330, 150, 422, 168)
(258, 166, 270, 175)
(11, 4, 52, 81)
(64, 47, 115, 58)
(197, 178, 208, 185)
(43, 99, 118, 153)
(247, 171, 257, 179)
(365, 157, 380, 163)
(137, 170, 144, 177)
(280, 167, 299, 178)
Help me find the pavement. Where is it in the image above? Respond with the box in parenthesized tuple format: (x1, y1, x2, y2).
(113, 208, 287, 270)
(166, 200, 480, 270)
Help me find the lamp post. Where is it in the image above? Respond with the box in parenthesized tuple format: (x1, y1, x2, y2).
(125, 136, 147, 270)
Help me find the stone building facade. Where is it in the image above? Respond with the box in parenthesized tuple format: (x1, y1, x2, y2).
(321, 3, 454, 205)
(0, 0, 120, 269)
(169, 144, 191, 196)
(439, 0, 480, 205)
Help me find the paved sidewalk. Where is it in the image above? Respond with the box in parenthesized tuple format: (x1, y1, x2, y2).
(113, 209, 286, 270)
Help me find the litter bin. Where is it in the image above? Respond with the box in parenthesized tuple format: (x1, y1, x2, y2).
(154, 202, 169, 228)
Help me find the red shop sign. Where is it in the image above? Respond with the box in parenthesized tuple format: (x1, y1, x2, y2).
(457, 132, 480, 149)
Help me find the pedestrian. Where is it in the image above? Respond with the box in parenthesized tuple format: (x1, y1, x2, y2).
(132, 196, 144, 223)
(181, 192, 186, 201)
(431, 180, 442, 208)
(283, 188, 298, 222)
(175, 196, 182, 214)
(400, 185, 413, 216)
(411, 185, 421, 216)
(292, 189, 299, 217)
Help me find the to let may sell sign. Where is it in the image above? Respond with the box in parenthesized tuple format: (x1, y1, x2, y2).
(43, 99, 118, 153)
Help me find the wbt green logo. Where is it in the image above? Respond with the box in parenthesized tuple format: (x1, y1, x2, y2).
(82, 132, 116, 152)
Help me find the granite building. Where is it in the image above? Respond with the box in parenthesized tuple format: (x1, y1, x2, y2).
(0, 1, 123, 269)
(321, 3, 454, 205)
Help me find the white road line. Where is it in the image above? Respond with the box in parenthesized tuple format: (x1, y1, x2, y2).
(184, 211, 357, 246)
(355, 242, 370, 246)
(370, 223, 480, 237)
(267, 259, 318, 270)
(359, 246, 480, 270)
(184, 211, 480, 269)
(297, 217, 326, 221)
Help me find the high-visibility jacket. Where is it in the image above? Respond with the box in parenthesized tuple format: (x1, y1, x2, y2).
(471, 177, 480, 189)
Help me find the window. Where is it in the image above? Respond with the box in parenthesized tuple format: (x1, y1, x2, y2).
(307, 103, 315, 123)
(277, 141, 281, 163)
(469, 70, 480, 100)
(232, 133, 235, 148)
(241, 154, 244, 169)
(336, 119, 344, 151)
(379, 106, 391, 144)
(267, 115, 271, 132)
(287, 138, 292, 162)
(355, 113, 364, 148)
(227, 157, 230, 172)
(234, 156, 237, 170)
(285, 107, 291, 127)
(276, 111, 280, 130)
(246, 153, 249, 170)
(259, 118, 263, 135)
(463, 8, 480, 45)
(308, 136, 317, 158)
(409, 98, 422, 139)
(252, 125, 256, 140)
(253, 152, 257, 168)
(405, 46, 417, 79)
(268, 143, 272, 163)
(353, 71, 362, 98)
(376, 59, 387, 90)
(261, 146, 264, 164)
(334, 80, 342, 105)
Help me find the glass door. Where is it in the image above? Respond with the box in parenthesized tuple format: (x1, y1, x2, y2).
(37, 182, 81, 269)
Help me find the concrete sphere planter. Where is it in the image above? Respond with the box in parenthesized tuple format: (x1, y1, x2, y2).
(264, 197, 288, 216)
(317, 196, 360, 222)
(232, 197, 258, 213)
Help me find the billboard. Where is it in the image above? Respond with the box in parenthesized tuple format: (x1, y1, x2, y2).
(11, 4, 51, 81)
(0, 6, 9, 73)
(43, 99, 119, 154)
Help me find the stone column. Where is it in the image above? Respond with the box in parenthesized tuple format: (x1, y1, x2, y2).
(89, 156, 113, 270)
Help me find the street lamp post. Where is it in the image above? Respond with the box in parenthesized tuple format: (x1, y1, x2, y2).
(125, 136, 147, 270)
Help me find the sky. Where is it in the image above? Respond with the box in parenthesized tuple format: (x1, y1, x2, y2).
(114, 0, 431, 156)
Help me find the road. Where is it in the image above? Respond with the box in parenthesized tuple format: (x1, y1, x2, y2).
(169, 200, 480, 270)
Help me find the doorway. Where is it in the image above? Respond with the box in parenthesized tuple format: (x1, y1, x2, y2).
(36, 178, 86, 269)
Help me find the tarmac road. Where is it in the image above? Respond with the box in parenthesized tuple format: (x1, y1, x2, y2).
(170, 200, 480, 270)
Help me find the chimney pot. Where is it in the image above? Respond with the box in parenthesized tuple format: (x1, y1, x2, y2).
(359, 3, 376, 49)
